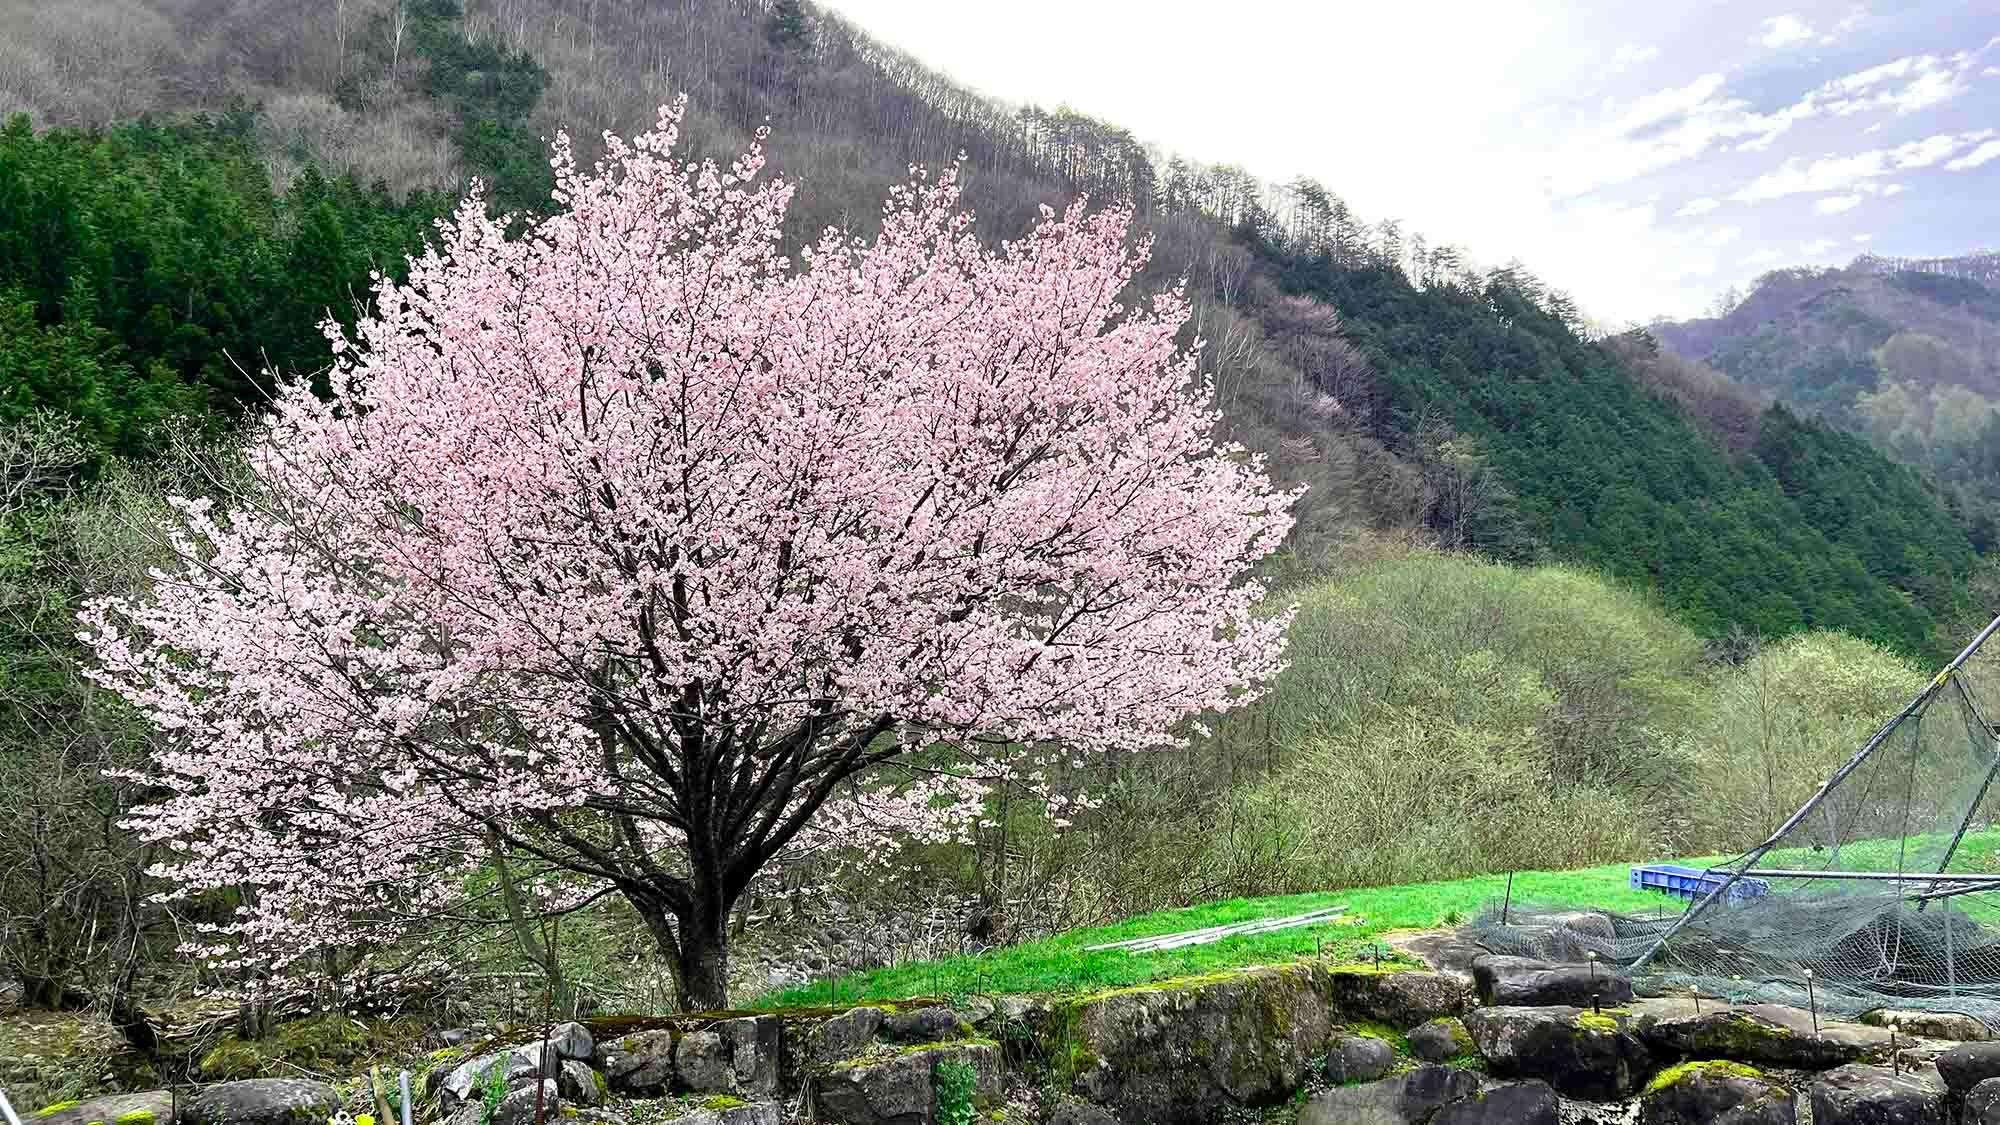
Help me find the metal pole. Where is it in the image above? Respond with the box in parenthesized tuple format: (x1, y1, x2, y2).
(400, 1071, 413, 1125)
(0, 1089, 23, 1125)
(1947, 910, 1958, 997)
(1631, 619, 2000, 972)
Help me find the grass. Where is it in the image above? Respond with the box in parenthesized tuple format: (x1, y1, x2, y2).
(755, 831, 2000, 1009)
(755, 859, 1688, 1009)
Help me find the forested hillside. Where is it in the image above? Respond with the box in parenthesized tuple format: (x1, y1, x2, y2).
(1, 0, 1979, 653)
(1256, 243, 1977, 652)
(1655, 253, 2000, 550)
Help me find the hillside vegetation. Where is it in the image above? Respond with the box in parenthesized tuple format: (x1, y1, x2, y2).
(1655, 253, 2000, 550)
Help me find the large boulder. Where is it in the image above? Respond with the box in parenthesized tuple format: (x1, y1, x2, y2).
(882, 1006, 966, 1044)
(1327, 968, 1469, 1028)
(185, 1080, 339, 1125)
(716, 1016, 782, 1095)
(546, 1022, 594, 1061)
(33, 1091, 179, 1125)
(437, 1043, 563, 1109)
(1638, 1061, 1795, 1125)
(1471, 954, 1633, 1008)
(1861, 1009, 1991, 1042)
(442, 1080, 557, 1125)
(788, 1007, 888, 1077)
(1295, 1065, 1479, 1125)
(1325, 1034, 1395, 1083)
(1057, 964, 1336, 1123)
(1808, 1064, 1945, 1125)
(1969, 1077, 2000, 1125)
(593, 1029, 677, 1095)
(811, 1042, 1001, 1125)
(1430, 1081, 1560, 1125)
(1628, 1000, 1890, 1069)
(1936, 1041, 2000, 1094)
(556, 1059, 602, 1106)
(1407, 1018, 1474, 1063)
(1462, 1004, 1654, 1100)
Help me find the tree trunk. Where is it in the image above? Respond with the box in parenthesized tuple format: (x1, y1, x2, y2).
(632, 892, 732, 1012)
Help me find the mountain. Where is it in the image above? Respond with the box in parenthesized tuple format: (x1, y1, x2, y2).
(1653, 252, 2000, 550)
(0, 0, 1983, 655)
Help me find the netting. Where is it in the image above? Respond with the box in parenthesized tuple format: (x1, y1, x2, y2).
(1473, 617, 2000, 1025)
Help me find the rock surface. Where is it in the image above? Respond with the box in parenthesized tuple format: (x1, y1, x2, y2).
(1429, 1080, 1560, 1125)
(1969, 1077, 2000, 1125)
(715, 1016, 782, 1095)
(1044, 1099, 1121, 1125)
(882, 1006, 964, 1043)
(1295, 1065, 1480, 1125)
(594, 1029, 677, 1095)
(1627, 1000, 1889, 1068)
(185, 1080, 340, 1125)
(556, 1058, 602, 1105)
(33, 1090, 179, 1125)
(546, 1022, 594, 1061)
(1808, 1063, 1945, 1125)
(1861, 1009, 1990, 1042)
(1407, 1017, 1472, 1062)
(1638, 1061, 1795, 1125)
(796, 1007, 887, 1070)
(1936, 1041, 2000, 1094)
(1471, 954, 1634, 1008)
(1325, 1034, 1394, 1083)
(812, 1042, 1001, 1125)
(443, 1080, 557, 1125)
(437, 1043, 563, 1108)
(1327, 968, 1469, 1028)
(1463, 1004, 1654, 1099)
(1061, 964, 1336, 1123)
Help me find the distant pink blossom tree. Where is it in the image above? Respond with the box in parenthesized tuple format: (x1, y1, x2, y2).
(80, 101, 1297, 1010)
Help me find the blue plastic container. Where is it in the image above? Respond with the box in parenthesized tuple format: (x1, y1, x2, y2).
(1629, 863, 1770, 903)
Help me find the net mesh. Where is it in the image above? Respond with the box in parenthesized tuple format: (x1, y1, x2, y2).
(1471, 620, 2000, 1025)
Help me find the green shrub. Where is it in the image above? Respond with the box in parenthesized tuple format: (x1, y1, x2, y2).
(934, 1057, 978, 1125)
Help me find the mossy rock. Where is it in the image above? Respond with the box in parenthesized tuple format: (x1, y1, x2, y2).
(199, 1014, 377, 1080)
(1645, 1059, 1771, 1095)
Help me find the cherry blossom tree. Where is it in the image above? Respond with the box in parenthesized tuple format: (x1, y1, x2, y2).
(80, 100, 1297, 1011)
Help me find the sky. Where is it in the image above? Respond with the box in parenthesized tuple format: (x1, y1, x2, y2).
(819, 0, 1999, 325)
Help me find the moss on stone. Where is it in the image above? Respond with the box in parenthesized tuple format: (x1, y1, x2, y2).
(113, 1111, 156, 1125)
(1645, 1059, 1773, 1095)
(1574, 1012, 1620, 1033)
(1344, 1021, 1410, 1054)
(696, 1096, 747, 1110)
(34, 1102, 83, 1117)
(827, 1037, 1000, 1072)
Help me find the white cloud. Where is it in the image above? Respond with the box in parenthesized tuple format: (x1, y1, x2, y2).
(1731, 132, 1995, 201)
(1611, 44, 1661, 69)
(1819, 6, 1866, 45)
(1945, 140, 2000, 171)
(1757, 14, 1815, 48)
(1704, 226, 1742, 246)
(1986, 66, 2000, 77)
(1881, 182, 1907, 196)
(1747, 248, 1784, 265)
(1815, 194, 1864, 214)
(1801, 238, 1841, 256)
(1675, 196, 1721, 217)
(1853, 234, 1874, 243)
